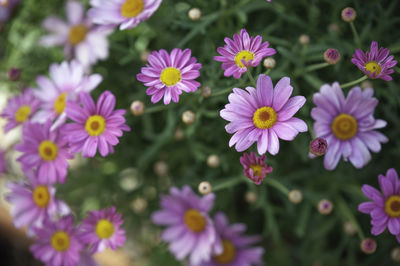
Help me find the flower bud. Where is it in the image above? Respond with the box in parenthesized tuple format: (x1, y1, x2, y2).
(8, 67, 21, 81)
(323, 49, 340, 65)
(288, 190, 303, 204)
(329, 23, 339, 32)
(343, 221, 357, 235)
(318, 199, 333, 215)
(207, 154, 220, 168)
(154, 161, 168, 177)
(201, 86, 212, 98)
(188, 8, 201, 21)
(198, 181, 212, 195)
(140, 49, 151, 62)
(174, 127, 184, 140)
(131, 197, 148, 214)
(361, 80, 373, 89)
(263, 58, 276, 69)
(391, 247, 400, 262)
(360, 238, 377, 254)
(245, 191, 257, 203)
(130, 100, 145, 116)
(309, 138, 328, 156)
(299, 34, 310, 45)
(341, 7, 356, 22)
(182, 110, 196, 124)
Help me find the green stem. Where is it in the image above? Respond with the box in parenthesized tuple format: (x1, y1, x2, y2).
(305, 62, 330, 72)
(264, 69, 271, 75)
(211, 87, 233, 97)
(246, 70, 257, 87)
(337, 196, 365, 240)
(144, 105, 171, 114)
(341, 75, 368, 89)
(265, 178, 290, 196)
(213, 176, 244, 191)
(350, 22, 361, 48)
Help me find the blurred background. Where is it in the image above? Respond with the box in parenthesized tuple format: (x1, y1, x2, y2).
(1, 0, 400, 265)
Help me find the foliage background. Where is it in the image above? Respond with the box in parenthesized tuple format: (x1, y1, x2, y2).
(1, 0, 400, 265)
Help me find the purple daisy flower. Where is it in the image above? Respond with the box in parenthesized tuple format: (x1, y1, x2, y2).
(88, 0, 162, 31)
(0, 149, 6, 175)
(194, 212, 264, 266)
(214, 29, 276, 79)
(6, 172, 70, 230)
(32, 60, 102, 128)
(240, 152, 273, 185)
(78, 206, 126, 254)
(39, 1, 111, 68)
(220, 74, 307, 155)
(351, 41, 397, 81)
(358, 168, 400, 242)
(151, 186, 222, 265)
(311, 82, 388, 170)
(64, 91, 130, 157)
(30, 215, 83, 266)
(15, 120, 73, 184)
(1, 89, 41, 132)
(0, 0, 19, 22)
(137, 48, 202, 105)
(78, 250, 98, 266)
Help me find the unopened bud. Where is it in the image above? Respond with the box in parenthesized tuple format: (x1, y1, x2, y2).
(299, 34, 310, 45)
(329, 23, 339, 32)
(263, 58, 276, 69)
(182, 110, 196, 124)
(323, 49, 340, 65)
(318, 199, 333, 215)
(198, 181, 212, 195)
(188, 8, 201, 21)
(360, 238, 377, 254)
(288, 190, 303, 204)
(8, 68, 21, 81)
(310, 138, 328, 156)
(174, 127, 184, 140)
(154, 161, 168, 177)
(201, 86, 212, 98)
(207, 154, 220, 168)
(343, 221, 357, 235)
(361, 80, 373, 89)
(245, 191, 257, 203)
(130, 100, 145, 116)
(140, 49, 151, 62)
(391, 247, 400, 262)
(131, 197, 148, 214)
(341, 7, 356, 22)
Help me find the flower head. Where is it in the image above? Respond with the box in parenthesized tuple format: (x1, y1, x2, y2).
(324, 48, 340, 65)
(311, 82, 388, 170)
(6, 173, 70, 230)
(214, 29, 276, 79)
(64, 91, 130, 157)
(137, 48, 202, 105)
(358, 168, 400, 242)
(240, 152, 273, 185)
(33, 60, 102, 128)
(351, 41, 397, 81)
(341, 7, 356, 22)
(39, 1, 111, 68)
(30, 215, 83, 266)
(0, 0, 19, 22)
(360, 238, 377, 254)
(309, 137, 328, 156)
(78, 206, 126, 254)
(88, 0, 162, 31)
(193, 212, 264, 266)
(220, 74, 307, 155)
(151, 186, 221, 265)
(15, 120, 73, 184)
(1, 89, 40, 132)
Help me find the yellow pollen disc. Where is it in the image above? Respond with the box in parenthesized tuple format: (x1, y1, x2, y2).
(1, 0, 8, 7)
(213, 239, 236, 264)
(253, 106, 277, 129)
(234, 50, 255, 68)
(121, 0, 144, 18)
(364, 61, 382, 76)
(85, 115, 106, 136)
(68, 24, 88, 45)
(250, 164, 263, 177)
(38, 140, 58, 161)
(95, 219, 115, 239)
(331, 113, 358, 140)
(53, 92, 67, 115)
(160, 67, 182, 87)
(51, 231, 70, 252)
(385, 195, 400, 217)
(32, 185, 50, 208)
(184, 209, 207, 233)
(15, 105, 32, 123)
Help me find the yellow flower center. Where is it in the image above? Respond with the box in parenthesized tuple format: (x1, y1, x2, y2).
(53, 92, 67, 115)
(1, 0, 8, 7)
(331, 113, 358, 140)
(213, 239, 236, 264)
(38, 140, 58, 161)
(51, 231, 70, 252)
(160, 67, 181, 87)
(85, 115, 106, 136)
(68, 24, 88, 45)
(121, 0, 144, 18)
(250, 164, 263, 177)
(183, 209, 207, 233)
(95, 219, 115, 239)
(15, 105, 32, 123)
(32, 185, 50, 208)
(253, 106, 277, 129)
(385, 195, 400, 217)
(234, 50, 255, 68)
(364, 61, 382, 76)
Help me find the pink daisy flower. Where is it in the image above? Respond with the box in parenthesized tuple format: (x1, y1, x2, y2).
(240, 151, 273, 185)
(64, 91, 130, 157)
(88, 0, 162, 31)
(33, 60, 102, 128)
(220, 74, 308, 155)
(39, 1, 111, 68)
(1, 89, 40, 132)
(15, 120, 73, 184)
(137, 48, 202, 105)
(78, 206, 126, 254)
(214, 29, 276, 79)
(0, 0, 19, 23)
(30, 215, 83, 266)
(358, 168, 400, 242)
(6, 172, 70, 230)
(351, 41, 397, 81)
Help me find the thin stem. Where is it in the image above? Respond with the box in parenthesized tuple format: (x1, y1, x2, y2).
(265, 178, 290, 196)
(246, 70, 257, 87)
(341, 75, 368, 89)
(213, 176, 244, 191)
(144, 105, 171, 114)
(337, 196, 365, 240)
(305, 62, 330, 72)
(211, 87, 233, 97)
(264, 69, 271, 75)
(350, 22, 361, 48)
